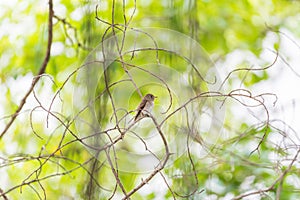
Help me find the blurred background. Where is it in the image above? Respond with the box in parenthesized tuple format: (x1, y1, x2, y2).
(1, 0, 300, 199)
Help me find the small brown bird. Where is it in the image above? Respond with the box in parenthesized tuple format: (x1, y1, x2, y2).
(134, 93, 157, 122)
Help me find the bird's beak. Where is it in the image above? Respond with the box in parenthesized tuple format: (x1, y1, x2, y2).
(154, 96, 158, 98)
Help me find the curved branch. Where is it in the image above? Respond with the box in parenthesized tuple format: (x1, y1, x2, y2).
(0, 0, 54, 139)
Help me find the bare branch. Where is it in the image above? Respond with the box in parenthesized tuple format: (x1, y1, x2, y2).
(0, 0, 54, 139)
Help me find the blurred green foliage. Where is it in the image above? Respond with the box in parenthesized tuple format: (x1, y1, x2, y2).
(1, 0, 300, 199)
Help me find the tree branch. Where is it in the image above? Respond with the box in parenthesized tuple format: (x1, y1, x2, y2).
(0, 0, 54, 139)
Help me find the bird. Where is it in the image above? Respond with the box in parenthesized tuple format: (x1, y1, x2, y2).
(134, 93, 157, 122)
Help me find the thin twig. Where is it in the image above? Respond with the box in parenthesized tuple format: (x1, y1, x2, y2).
(0, 0, 54, 139)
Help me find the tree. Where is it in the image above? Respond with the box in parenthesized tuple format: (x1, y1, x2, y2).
(1, 0, 300, 199)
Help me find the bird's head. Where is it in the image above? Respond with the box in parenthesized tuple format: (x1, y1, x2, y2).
(144, 93, 157, 101)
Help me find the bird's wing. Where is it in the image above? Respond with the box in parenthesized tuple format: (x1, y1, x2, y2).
(134, 99, 147, 121)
